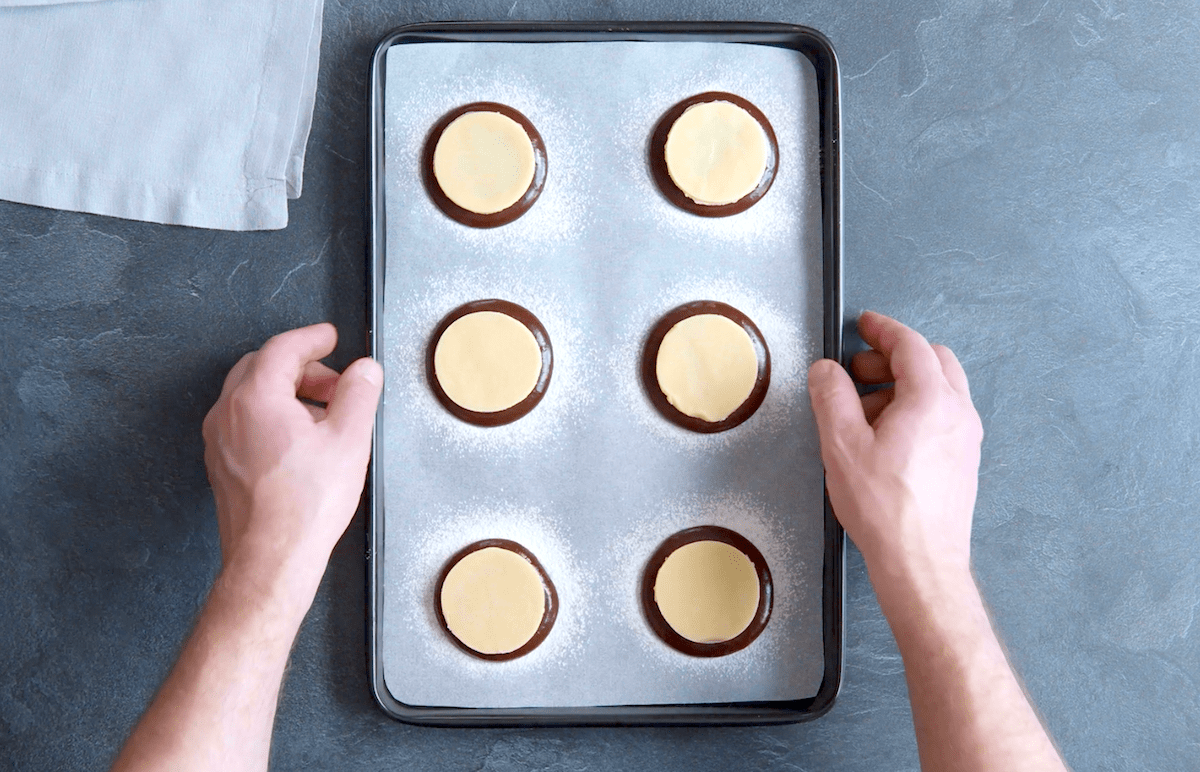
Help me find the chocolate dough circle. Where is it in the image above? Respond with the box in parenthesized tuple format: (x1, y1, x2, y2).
(650, 92, 778, 217)
(423, 102, 548, 228)
(641, 526, 773, 657)
(428, 299, 553, 427)
(642, 301, 770, 433)
(435, 539, 558, 661)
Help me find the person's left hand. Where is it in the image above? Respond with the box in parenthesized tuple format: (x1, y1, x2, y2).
(202, 324, 382, 592)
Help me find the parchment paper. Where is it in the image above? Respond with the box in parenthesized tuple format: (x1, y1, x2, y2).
(381, 41, 824, 709)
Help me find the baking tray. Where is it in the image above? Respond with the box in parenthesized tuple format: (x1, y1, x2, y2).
(366, 21, 843, 726)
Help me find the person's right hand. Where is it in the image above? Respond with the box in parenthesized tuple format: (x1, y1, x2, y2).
(201, 323, 383, 603)
(807, 311, 984, 596)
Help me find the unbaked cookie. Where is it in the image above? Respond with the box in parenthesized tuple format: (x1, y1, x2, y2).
(642, 301, 770, 433)
(642, 526, 772, 657)
(435, 539, 558, 660)
(428, 299, 552, 426)
(650, 92, 778, 217)
(424, 102, 548, 228)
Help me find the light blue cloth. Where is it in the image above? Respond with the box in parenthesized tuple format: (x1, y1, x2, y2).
(0, 0, 323, 230)
(2, 1, 109, 5)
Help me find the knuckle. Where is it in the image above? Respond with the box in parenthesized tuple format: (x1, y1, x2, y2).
(827, 431, 861, 463)
(811, 376, 840, 404)
(233, 349, 258, 374)
(953, 402, 984, 444)
(255, 337, 282, 362)
(894, 323, 927, 349)
(907, 386, 939, 412)
(227, 384, 261, 418)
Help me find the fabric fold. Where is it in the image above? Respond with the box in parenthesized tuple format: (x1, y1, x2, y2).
(0, 0, 324, 230)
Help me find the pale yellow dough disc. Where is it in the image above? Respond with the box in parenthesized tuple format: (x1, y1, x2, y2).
(655, 314, 758, 423)
(434, 311, 542, 413)
(654, 540, 761, 644)
(440, 547, 547, 655)
(664, 100, 769, 206)
(433, 111, 536, 215)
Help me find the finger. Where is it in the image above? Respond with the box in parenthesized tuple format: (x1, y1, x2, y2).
(327, 357, 384, 445)
(807, 359, 870, 454)
(857, 311, 942, 403)
(253, 323, 339, 388)
(931, 344, 971, 396)
(298, 360, 340, 404)
(303, 403, 328, 421)
(860, 386, 895, 425)
(850, 349, 893, 385)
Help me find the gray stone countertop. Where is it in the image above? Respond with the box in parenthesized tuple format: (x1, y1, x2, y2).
(2, 1, 1197, 769)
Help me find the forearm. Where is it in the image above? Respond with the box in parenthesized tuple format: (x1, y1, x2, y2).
(873, 564, 1068, 772)
(112, 549, 320, 772)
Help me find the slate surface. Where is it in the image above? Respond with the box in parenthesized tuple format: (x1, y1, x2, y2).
(2, 1, 1198, 770)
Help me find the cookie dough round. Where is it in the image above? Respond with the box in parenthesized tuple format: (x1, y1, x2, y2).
(656, 313, 758, 423)
(435, 311, 541, 412)
(650, 92, 778, 217)
(642, 526, 772, 657)
(433, 111, 535, 214)
(656, 540, 760, 643)
(428, 299, 553, 426)
(424, 102, 548, 228)
(642, 301, 770, 433)
(665, 100, 769, 206)
(436, 540, 557, 660)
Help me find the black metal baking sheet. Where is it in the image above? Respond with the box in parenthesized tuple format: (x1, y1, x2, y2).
(367, 20, 843, 727)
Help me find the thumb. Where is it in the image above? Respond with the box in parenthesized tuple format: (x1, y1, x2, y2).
(327, 357, 383, 445)
(807, 359, 869, 455)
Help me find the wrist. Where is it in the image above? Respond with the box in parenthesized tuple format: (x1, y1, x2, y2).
(217, 539, 326, 625)
(868, 554, 981, 636)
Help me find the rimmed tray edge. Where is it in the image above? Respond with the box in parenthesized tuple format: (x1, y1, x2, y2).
(366, 19, 843, 728)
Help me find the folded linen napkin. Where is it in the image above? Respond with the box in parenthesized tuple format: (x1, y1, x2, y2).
(0, 0, 323, 230)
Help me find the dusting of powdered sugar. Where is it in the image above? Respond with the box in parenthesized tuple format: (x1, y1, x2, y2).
(609, 55, 813, 253)
(383, 265, 596, 457)
(600, 491, 808, 679)
(385, 65, 593, 255)
(380, 41, 826, 709)
(385, 503, 592, 704)
(609, 275, 815, 453)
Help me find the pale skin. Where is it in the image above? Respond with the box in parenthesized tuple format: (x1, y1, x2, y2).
(111, 323, 383, 772)
(808, 311, 1069, 772)
(112, 312, 1068, 772)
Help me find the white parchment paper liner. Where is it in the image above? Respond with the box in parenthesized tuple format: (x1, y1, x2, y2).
(381, 41, 824, 709)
